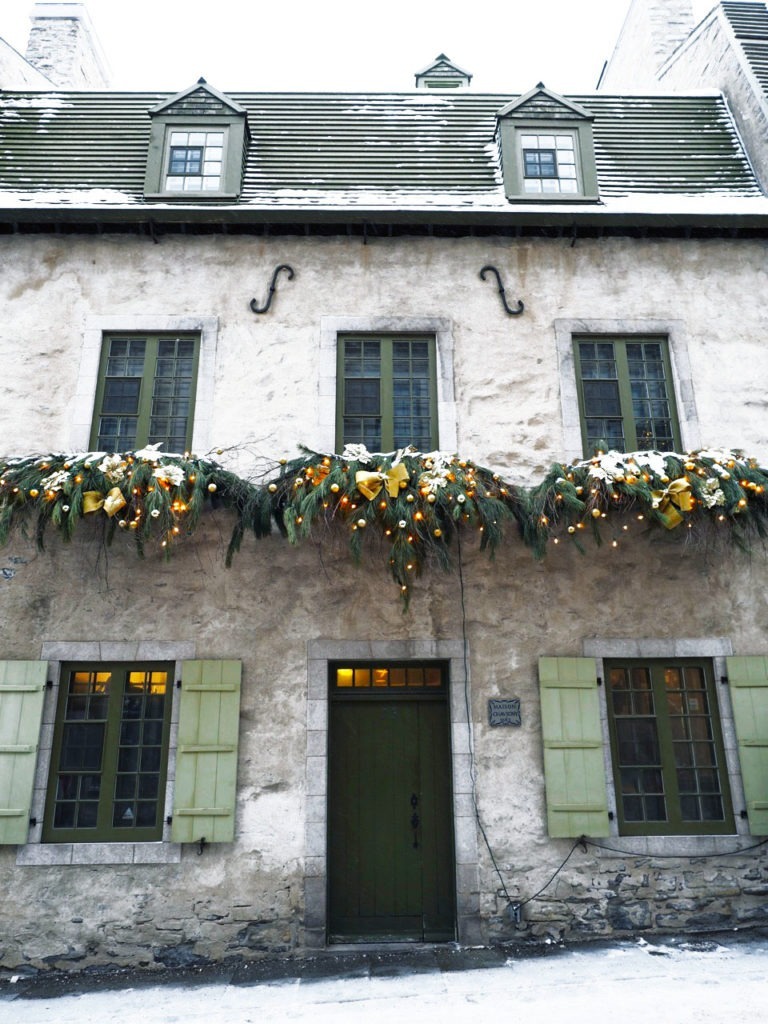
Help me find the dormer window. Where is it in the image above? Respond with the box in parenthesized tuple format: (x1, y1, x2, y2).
(521, 133, 579, 194)
(497, 84, 598, 202)
(166, 131, 225, 191)
(144, 79, 249, 201)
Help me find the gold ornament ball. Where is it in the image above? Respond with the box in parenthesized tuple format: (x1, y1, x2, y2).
(406, 494, 415, 503)
(268, 483, 278, 493)
(591, 507, 602, 518)
(427, 493, 437, 503)
(118, 519, 127, 528)
(356, 518, 367, 528)
(433, 528, 442, 538)
(208, 483, 217, 492)
(29, 488, 39, 498)
(330, 483, 340, 493)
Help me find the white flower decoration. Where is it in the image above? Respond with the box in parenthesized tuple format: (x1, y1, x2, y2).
(99, 453, 127, 482)
(153, 464, 185, 487)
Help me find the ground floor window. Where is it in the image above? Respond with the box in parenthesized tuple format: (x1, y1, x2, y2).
(605, 658, 734, 836)
(42, 663, 173, 843)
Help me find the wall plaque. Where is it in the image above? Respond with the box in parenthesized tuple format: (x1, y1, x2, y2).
(488, 698, 521, 727)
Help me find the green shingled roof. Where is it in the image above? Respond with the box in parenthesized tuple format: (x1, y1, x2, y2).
(722, 1, 768, 97)
(0, 88, 762, 215)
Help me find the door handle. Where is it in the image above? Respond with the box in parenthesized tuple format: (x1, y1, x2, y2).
(410, 793, 420, 848)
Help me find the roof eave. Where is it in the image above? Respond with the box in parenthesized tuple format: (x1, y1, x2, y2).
(1, 203, 768, 232)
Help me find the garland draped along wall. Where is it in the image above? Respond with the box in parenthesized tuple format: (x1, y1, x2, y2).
(2, 442, 767, 607)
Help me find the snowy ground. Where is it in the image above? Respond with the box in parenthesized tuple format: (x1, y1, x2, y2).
(2, 936, 767, 1024)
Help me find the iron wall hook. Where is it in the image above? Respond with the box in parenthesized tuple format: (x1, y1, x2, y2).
(250, 264, 295, 315)
(479, 264, 524, 316)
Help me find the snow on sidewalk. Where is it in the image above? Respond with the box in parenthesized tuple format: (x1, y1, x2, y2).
(2, 938, 766, 1024)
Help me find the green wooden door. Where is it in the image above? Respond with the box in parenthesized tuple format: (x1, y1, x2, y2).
(328, 680, 455, 942)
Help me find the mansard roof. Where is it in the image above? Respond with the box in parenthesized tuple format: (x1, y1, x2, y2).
(0, 86, 764, 228)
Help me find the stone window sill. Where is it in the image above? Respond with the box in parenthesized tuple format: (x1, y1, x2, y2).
(16, 842, 182, 866)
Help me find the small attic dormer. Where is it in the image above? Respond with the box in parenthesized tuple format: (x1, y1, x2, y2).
(144, 79, 250, 200)
(414, 53, 472, 89)
(497, 83, 599, 202)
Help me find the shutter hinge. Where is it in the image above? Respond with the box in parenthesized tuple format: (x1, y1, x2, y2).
(608, 811, 614, 821)
(29, 816, 37, 827)
(166, 815, 173, 825)
(596, 676, 603, 687)
(721, 675, 729, 686)
(176, 679, 182, 689)
(46, 679, 53, 689)
(740, 809, 749, 820)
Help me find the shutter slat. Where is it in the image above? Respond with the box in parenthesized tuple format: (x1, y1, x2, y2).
(539, 656, 610, 838)
(171, 660, 241, 844)
(726, 655, 768, 835)
(0, 661, 47, 845)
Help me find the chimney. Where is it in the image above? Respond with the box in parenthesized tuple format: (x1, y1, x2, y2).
(25, 3, 111, 88)
(599, 0, 696, 91)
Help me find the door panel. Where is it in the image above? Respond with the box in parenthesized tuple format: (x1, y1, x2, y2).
(328, 697, 455, 942)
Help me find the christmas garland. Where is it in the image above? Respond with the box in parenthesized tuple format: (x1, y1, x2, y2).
(2, 443, 768, 606)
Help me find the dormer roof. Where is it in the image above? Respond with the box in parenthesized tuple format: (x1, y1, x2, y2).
(497, 83, 595, 121)
(414, 53, 472, 89)
(148, 78, 248, 118)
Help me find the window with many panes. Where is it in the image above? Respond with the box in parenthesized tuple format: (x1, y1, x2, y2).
(90, 333, 199, 453)
(166, 130, 225, 191)
(573, 336, 680, 454)
(605, 659, 734, 836)
(521, 132, 579, 194)
(337, 335, 437, 452)
(42, 663, 173, 843)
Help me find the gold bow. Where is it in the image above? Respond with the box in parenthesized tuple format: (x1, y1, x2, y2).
(651, 478, 693, 529)
(83, 487, 127, 517)
(355, 464, 410, 500)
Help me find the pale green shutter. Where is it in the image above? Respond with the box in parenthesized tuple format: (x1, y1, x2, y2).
(539, 656, 610, 838)
(0, 660, 47, 844)
(726, 655, 768, 835)
(171, 660, 241, 844)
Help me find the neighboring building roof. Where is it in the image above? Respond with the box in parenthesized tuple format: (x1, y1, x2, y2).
(721, 1, 768, 96)
(0, 88, 764, 225)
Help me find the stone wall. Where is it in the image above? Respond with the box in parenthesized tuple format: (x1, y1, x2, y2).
(1, 229, 768, 970)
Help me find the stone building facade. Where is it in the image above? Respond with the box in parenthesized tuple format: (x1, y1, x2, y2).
(1, 3, 768, 972)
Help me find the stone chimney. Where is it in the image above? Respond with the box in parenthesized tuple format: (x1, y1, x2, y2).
(25, 3, 110, 88)
(599, 0, 696, 91)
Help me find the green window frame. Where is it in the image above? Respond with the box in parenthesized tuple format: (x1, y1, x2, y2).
(42, 662, 173, 844)
(605, 658, 734, 837)
(90, 333, 200, 454)
(336, 334, 438, 452)
(573, 335, 681, 454)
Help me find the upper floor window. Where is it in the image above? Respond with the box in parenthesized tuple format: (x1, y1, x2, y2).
(573, 335, 681, 454)
(90, 333, 200, 453)
(336, 335, 438, 452)
(497, 84, 598, 202)
(144, 80, 249, 200)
